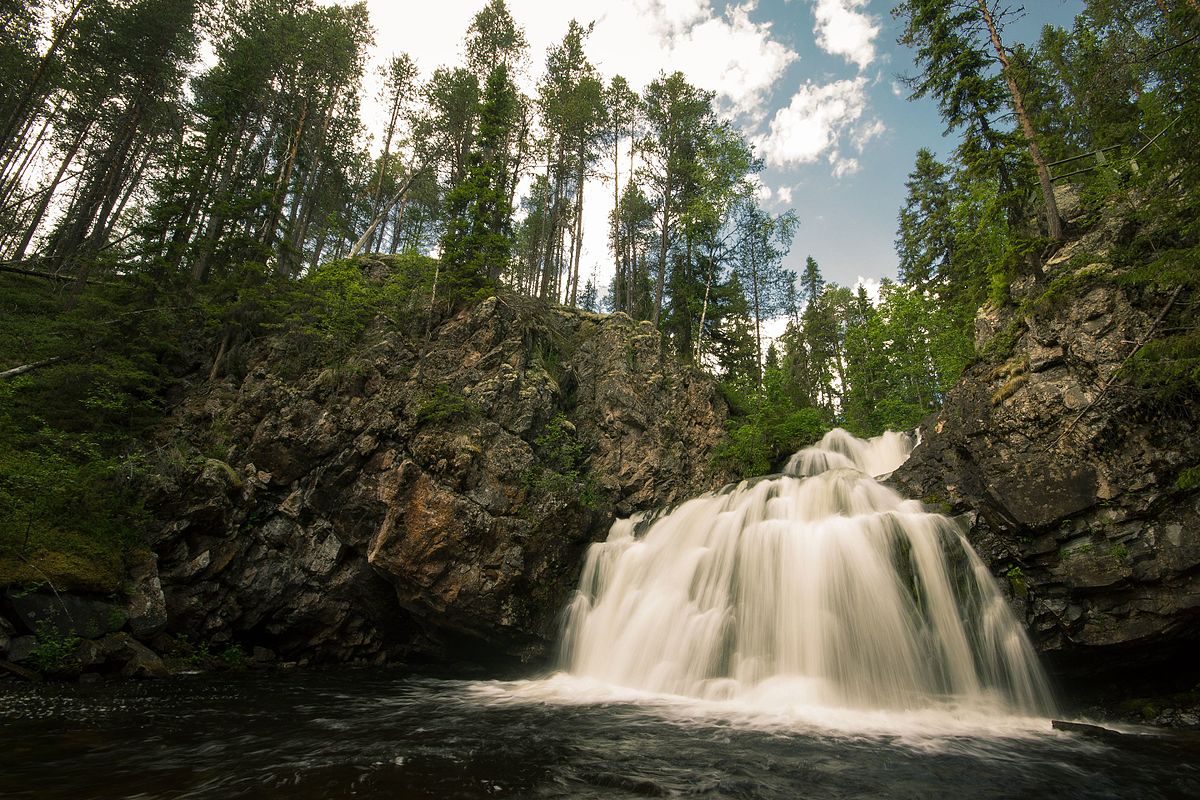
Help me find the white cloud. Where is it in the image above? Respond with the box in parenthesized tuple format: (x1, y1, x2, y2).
(776, 185, 794, 205)
(756, 77, 868, 172)
(830, 152, 859, 177)
(660, 2, 798, 120)
(852, 119, 887, 152)
(853, 276, 882, 303)
(347, 1, 796, 125)
(812, 0, 880, 70)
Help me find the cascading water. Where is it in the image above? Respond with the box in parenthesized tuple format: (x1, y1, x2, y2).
(557, 429, 1054, 717)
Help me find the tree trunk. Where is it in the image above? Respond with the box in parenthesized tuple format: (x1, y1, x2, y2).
(12, 122, 90, 260)
(0, 0, 85, 160)
(0, 94, 62, 208)
(653, 195, 670, 327)
(977, 0, 1063, 241)
(569, 159, 585, 306)
(264, 96, 310, 259)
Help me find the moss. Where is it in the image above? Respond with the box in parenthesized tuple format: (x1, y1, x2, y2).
(1005, 565, 1028, 598)
(1108, 543, 1129, 561)
(978, 318, 1026, 361)
(0, 531, 129, 593)
(1176, 465, 1200, 491)
(414, 385, 474, 426)
(204, 458, 243, 489)
(990, 373, 1028, 406)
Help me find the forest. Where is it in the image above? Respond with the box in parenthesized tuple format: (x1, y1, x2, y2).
(0, 0, 1198, 568)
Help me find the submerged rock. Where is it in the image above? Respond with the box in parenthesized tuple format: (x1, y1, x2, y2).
(149, 289, 730, 664)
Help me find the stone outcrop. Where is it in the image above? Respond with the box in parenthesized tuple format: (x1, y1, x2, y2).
(146, 289, 731, 664)
(893, 235, 1200, 686)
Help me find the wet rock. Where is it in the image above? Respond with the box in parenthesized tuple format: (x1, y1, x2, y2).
(894, 248, 1200, 685)
(125, 551, 168, 639)
(149, 287, 731, 664)
(7, 635, 35, 663)
(99, 633, 168, 679)
(7, 592, 127, 639)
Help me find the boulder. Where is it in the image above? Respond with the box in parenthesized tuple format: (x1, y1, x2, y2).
(6, 592, 126, 639)
(98, 633, 168, 679)
(124, 551, 168, 639)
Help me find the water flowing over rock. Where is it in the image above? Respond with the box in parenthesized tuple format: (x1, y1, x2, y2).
(892, 267, 1200, 700)
(559, 430, 1054, 715)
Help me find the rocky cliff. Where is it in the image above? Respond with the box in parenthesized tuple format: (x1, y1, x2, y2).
(144, 285, 731, 666)
(892, 213, 1200, 711)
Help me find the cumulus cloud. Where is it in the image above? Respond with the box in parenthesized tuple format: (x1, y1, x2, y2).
(756, 77, 868, 173)
(852, 119, 887, 152)
(830, 153, 859, 177)
(812, 0, 880, 70)
(661, 2, 798, 120)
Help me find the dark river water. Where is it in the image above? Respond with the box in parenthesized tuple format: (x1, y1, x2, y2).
(2, 670, 1198, 800)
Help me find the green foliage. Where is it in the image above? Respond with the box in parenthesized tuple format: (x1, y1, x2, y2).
(0, 276, 166, 592)
(28, 621, 82, 675)
(219, 642, 247, 668)
(1175, 466, 1200, 491)
(1115, 247, 1200, 408)
(525, 414, 599, 508)
(438, 63, 518, 304)
(713, 376, 827, 478)
(415, 385, 473, 426)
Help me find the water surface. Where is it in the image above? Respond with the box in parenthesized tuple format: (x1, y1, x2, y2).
(3, 670, 1198, 799)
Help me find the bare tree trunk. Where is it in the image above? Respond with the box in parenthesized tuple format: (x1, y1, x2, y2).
(611, 132, 622, 311)
(0, 0, 85, 159)
(12, 122, 90, 260)
(978, 0, 1063, 241)
(652, 196, 670, 326)
(569, 161, 585, 306)
(350, 166, 422, 258)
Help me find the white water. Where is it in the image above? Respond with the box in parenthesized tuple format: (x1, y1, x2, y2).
(555, 429, 1054, 722)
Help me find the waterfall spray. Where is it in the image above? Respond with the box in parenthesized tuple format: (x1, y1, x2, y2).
(558, 429, 1053, 715)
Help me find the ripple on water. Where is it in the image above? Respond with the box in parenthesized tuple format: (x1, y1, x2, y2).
(2, 672, 1199, 800)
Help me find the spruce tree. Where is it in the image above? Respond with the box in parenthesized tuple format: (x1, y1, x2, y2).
(438, 63, 518, 302)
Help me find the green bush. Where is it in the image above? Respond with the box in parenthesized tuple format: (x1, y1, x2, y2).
(414, 385, 473, 426)
(713, 378, 827, 478)
(524, 414, 599, 508)
(28, 621, 82, 674)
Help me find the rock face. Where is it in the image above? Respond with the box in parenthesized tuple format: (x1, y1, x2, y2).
(893, 256, 1200, 683)
(149, 291, 731, 664)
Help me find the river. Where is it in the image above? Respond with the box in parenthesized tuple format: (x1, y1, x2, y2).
(3, 669, 1199, 799)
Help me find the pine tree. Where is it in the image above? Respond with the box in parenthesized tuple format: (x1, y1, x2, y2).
(896, 148, 954, 289)
(438, 63, 518, 302)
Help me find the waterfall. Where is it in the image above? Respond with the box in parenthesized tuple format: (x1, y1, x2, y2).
(558, 429, 1053, 716)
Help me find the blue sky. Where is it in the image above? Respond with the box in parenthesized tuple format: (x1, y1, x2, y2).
(741, 0, 1081, 289)
(339, 0, 1083, 291)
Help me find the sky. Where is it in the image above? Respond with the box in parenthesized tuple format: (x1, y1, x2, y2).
(322, 0, 1082, 295)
